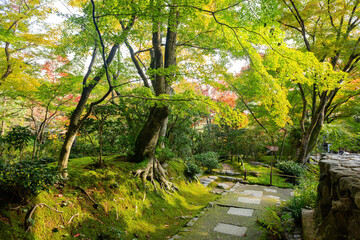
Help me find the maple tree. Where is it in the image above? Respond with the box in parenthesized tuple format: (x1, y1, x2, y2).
(0, 0, 53, 84)
(276, 0, 360, 163)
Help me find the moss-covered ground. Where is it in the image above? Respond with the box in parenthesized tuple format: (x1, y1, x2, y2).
(0, 156, 218, 240)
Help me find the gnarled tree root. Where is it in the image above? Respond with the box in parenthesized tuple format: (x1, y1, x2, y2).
(134, 155, 178, 193)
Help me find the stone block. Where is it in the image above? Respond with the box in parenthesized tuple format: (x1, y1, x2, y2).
(213, 223, 247, 236)
(217, 183, 230, 189)
(227, 207, 254, 217)
(243, 190, 263, 197)
(329, 166, 354, 183)
(339, 177, 360, 197)
(264, 188, 277, 193)
(237, 197, 261, 205)
(355, 192, 360, 209)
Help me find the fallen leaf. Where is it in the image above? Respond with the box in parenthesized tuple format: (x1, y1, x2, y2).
(164, 225, 170, 227)
(74, 233, 80, 237)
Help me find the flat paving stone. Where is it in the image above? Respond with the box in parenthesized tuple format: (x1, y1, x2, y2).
(265, 195, 280, 200)
(227, 207, 254, 217)
(218, 183, 230, 189)
(264, 188, 277, 193)
(208, 176, 218, 180)
(213, 223, 247, 237)
(237, 197, 261, 205)
(243, 190, 263, 197)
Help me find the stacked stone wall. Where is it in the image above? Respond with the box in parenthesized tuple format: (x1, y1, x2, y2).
(317, 155, 360, 240)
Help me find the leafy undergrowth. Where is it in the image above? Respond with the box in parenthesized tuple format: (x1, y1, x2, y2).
(230, 160, 294, 188)
(0, 156, 218, 240)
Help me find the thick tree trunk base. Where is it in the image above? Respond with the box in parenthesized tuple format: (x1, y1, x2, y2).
(133, 154, 178, 192)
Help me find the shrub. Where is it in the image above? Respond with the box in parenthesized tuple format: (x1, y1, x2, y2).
(184, 160, 202, 180)
(257, 206, 294, 239)
(0, 159, 60, 203)
(194, 151, 219, 173)
(38, 156, 57, 164)
(276, 160, 306, 178)
(283, 169, 319, 223)
(156, 146, 176, 164)
(4, 126, 33, 152)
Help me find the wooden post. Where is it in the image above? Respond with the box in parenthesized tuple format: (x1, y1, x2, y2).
(270, 151, 273, 186)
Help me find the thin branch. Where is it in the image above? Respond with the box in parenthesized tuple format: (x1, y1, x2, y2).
(298, 83, 307, 134)
(227, 81, 270, 136)
(134, 47, 153, 55)
(277, 20, 302, 32)
(83, 44, 98, 85)
(90, 0, 112, 88)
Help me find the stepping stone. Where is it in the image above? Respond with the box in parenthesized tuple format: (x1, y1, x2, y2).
(217, 183, 230, 189)
(227, 207, 254, 217)
(243, 190, 263, 197)
(237, 197, 261, 205)
(265, 195, 280, 200)
(213, 223, 247, 237)
(290, 191, 295, 196)
(186, 221, 195, 227)
(264, 188, 277, 193)
(208, 176, 218, 180)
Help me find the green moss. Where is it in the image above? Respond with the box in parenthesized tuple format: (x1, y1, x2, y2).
(1, 156, 217, 240)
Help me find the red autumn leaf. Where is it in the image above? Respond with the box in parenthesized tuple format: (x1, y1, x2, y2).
(74, 233, 80, 237)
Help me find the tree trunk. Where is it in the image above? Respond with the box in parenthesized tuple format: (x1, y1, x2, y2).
(279, 129, 287, 161)
(159, 116, 168, 149)
(58, 129, 78, 177)
(98, 118, 103, 166)
(132, 106, 169, 162)
(297, 92, 328, 163)
(57, 43, 120, 178)
(130, 4, 179, 190)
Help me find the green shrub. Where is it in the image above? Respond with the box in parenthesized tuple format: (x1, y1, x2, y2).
(156, 146, 176, 163)
(283, 169, 318, 223)
(184, 160, 202, 180)
(194, 151, 219, 173)
(0, 159, 60, 203)
(276, 160, 306, 178)
(38, 156, 57, 164)
(257, 206, 294, 239)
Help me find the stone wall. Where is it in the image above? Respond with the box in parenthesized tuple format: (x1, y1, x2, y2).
(317, 154, 360, 240)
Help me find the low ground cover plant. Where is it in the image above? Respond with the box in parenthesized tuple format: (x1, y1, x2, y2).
(0, 159, 60, 203)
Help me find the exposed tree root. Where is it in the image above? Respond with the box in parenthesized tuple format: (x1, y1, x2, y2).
(25, 203, 64, 232)
(75, 186, 101, 209)
(134, 154, 178, 193)
(67, 213, 79, 225)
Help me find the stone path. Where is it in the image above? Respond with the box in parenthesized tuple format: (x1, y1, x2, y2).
(171, 164, 298, 240)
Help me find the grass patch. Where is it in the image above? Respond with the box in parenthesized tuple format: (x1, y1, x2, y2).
(230, 160, 294, 188)
(0, 156, 218, 240)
